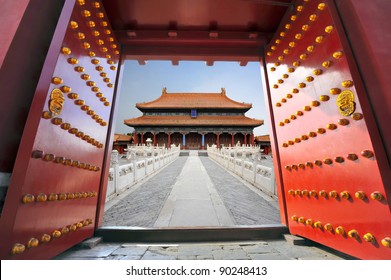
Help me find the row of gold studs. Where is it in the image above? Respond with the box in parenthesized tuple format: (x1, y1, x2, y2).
(291, 215, 391, 248)
(288, 189, 385, 201)
(22, 191, 98, 204)
(10, 218, 93, 255)
(77, 0, 100, 8)
(268, 1, 325, 57)
(51, 78, 109, 124)
(284, 150, 374, 171)
(280, 115, 363, 148)
(41, 111, 104, 148)
(67, 56, 116, 77)
(31, 149, 102, 170)
(277, 80, 354, 126)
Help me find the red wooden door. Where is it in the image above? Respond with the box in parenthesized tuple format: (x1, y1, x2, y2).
(0, 0, 120, 259)
(263, 0, 390, 259)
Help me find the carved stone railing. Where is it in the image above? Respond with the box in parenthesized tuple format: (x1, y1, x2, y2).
(207, 144, 277, 197)
(106, 144, 180, 202)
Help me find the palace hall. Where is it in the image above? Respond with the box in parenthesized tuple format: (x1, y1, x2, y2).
(124, 88, 263, 149)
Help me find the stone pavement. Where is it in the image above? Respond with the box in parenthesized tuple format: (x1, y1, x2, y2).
(54, 239, 347, 260)
(102, 151, 280, 227)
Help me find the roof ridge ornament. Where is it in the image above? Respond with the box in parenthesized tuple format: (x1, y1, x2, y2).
(221, 88, 226, 95)
(162, 87, 167, 94)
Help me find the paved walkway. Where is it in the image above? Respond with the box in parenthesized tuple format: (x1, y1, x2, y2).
(102, 151, 280, 227)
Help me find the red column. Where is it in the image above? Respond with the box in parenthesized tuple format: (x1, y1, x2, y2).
(153, 132, 157, 146)
(251, 133, 254, 145)
(134, 131, 138, 145)
(217, 133, 220, 148)
(141, 133, 144, 144)
(168, 133, 171, 147)
(231, 133, 235, 146)
(244, 133, 247, 145)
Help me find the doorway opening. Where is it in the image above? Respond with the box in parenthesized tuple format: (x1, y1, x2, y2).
(101, 60, 281, 229)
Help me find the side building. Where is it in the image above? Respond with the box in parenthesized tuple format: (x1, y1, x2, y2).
(124, 88, 263, 149)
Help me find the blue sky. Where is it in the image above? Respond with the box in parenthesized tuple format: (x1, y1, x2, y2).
(114, 60, 270, 136)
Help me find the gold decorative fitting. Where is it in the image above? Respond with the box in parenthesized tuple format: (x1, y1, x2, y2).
(41, 234, 51, 243)
(288, 67, 295, 73)
(295, 33, 303, 40)
(82, 42, 91, 49)
(43, 154, 55, 161)
(81, 74, 90, 80)
(283, 49, 290, 55)
(308, 132, 317, 137)
(340, 191, 350, 199)
(298, 217, 306, 224)
(291, 215, 298, 221)
(97, 12, 105, 18)
(92, 1, 101, 8)
(270, 67, 276, 72)
(274, 62, 280, 66)
(278, 79, 284, 84)
(301, 135, 309, 140)
(281, 98, 287, 103)
(306, 219, 313, 226)
(342, 80, 354, 88)
(363, 233, 375, 243)
(91, 87, 100, 92)
(67, 57, 78, 65)
(315, 36, 324, 44)
(292, 88, 299, 93)
(87, 20, 95, 27)
(87, 110, 95, 115)
(289, 41, 296, 48)
(313, 69, 323, 76)
(338, 119, 350, 126)
(381, 237, 391, 248)
(337, 90, 355, 116)
(324, 223, 333, 232)
(307, 45, 314, 53)
(74, 66, 84, 72)
(61, 227, 70, 235)
(336, 226, 346, 236)
(52, 230, 62, 238)
(31, 150, 44, 159)
(91, 59, 100, 64)
(361, 150, 374, 158)
(100, 97, 107, 102)
(48, 193, 58, 201)
(52, 77, 63, 85)
(302, 25, 309, 31)
(273, 84, 278, 89)
(60, 123, 71, 130)
(288, 140, 294, 145)
(296, 111, 304, 116)
(285, 165, 292, 171)
(355, 191, 366, 200)
(333, 51, 343, 59)
(348, 230, 359, 239)
(310, 190, 317, 197)
(326, 123, 337, 130)
(318, 95, 329, 102)
(97, 39, 105, 45)
(319, 190, 327, 197)
(299, 83, 306, 88)
(279, 122, 285, 127)
(303, 106, 311, 111)
(329, 190, 338, 198)
(69, 21, 78, 29)
(322, 61, 331, 68)
(296, 5, 304, 12)
(330, 88, 341, 95)
(75, 32, 85, 40)
(325, 25, 334, 33)
(351, 112, 363, 120)
(270, 46, 276, 51)
(282, 142, 288, 147)
(300, 53, 308, 60)
(317, 128, 326, 134)
(290, 15, 297, 21)
(309, 14, 317, 21)
(293, 61, 301, 67)
(318, 3, 326, 10)
(295, 137, 301, 143)
(291, 165, 298, 170)
(22, 194, 35, 204)
(11, 243, 25, 255)
(68, 92, 78, 99)
(301, 189, 309, 196)
(278, 55, 284, 61)
(81, 105, 90, 111)
(324, 158, 333, 165)
(92, 114, 100, 120)
(77, 222, 83, 228)
(75, 99, 85, 106)
(96, 66, 104, 71)
(101, 47, 108, 52)
(77, 0, 85, 5)
(86, 81, 96, 87)
(370, 191, 383, 201)
(283, 74, 289, 79)
(288, 189, 295, 196)
(36, 193, 47, 202)
(82, 10, 91, 17)
(335, 156, 345, 163)
(42, 111, 52, 119)
(306, 76, 314, 82)
(275, 39, 281, 44)
(88, 51, 95, 57)
(54, 156, 64, 164)
(266, 51, 272, 56)
(311, 101, 320, 107)
(314, 221, 322, 228)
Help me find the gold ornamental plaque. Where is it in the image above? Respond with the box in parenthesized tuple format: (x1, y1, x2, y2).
(48, 88, 65, 116)
(336, 90, 355, 116)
